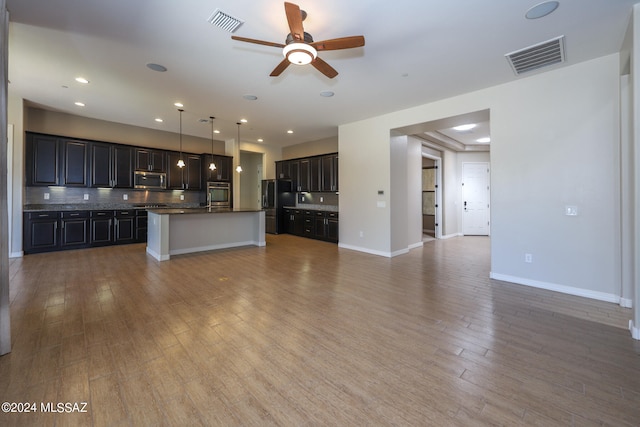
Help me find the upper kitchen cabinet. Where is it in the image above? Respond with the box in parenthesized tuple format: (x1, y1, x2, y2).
(167, 152, 202, 190)
(26, 133, 58, 186)
(321, 154, 339, 192)
(90, 143, 133, 188)
(26, 133, 88, 187)
(62, 139, 89, 186)
(275, 153, 338, 192)
(202, 154, 233, 182)
(135, 148, 166, 173)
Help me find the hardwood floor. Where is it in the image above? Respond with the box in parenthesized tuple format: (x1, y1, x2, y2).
(1, 235, 639, 426)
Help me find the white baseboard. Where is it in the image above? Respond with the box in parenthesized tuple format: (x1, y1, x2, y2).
(619, 298, 633, 309)
(338, 243, 391, 258)
(408, 242, 424, 250)
(490, 272, 620, 304)
(630, 320, 640, 340)
(440, 232, 462, 240)
(9, 251, 23, 258)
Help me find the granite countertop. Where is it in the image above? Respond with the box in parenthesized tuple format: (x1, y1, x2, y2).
(147, 207, 263, 215)
(23, 203, 201, 212)
(282, 205, 339, 212)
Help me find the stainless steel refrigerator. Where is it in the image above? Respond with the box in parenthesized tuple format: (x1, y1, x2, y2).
(262, 179, 294, 234)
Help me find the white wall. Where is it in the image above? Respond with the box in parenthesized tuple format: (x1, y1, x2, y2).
(7, 94, 23, 257)
(339, 53, 623, 302)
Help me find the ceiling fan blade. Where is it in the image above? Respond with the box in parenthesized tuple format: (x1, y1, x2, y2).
(311, 36, 365, 51)
(311, 57, 338, 79)
(284, 2, 305, 41)
(231, 35, 285, 48)
(270, 58, 291, 77)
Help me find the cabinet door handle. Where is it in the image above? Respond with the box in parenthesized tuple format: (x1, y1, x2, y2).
(38, 214, 48, 217)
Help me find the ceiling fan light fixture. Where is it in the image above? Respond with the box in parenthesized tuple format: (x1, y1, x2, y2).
(283, 43, 317, 65)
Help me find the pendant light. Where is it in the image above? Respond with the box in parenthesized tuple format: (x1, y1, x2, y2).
(177, 108, 185, 168)
(235, 122, 242, 173)
(209, 116, 217, 171)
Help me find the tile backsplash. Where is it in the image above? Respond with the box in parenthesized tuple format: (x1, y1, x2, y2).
(297, 192, 338, 209)
(24, 187, 204, 207)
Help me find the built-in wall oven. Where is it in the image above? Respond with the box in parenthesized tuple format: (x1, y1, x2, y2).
(207, 181, 231, 208)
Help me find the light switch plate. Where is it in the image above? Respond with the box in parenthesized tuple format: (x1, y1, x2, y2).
(565, 205, 578, 216)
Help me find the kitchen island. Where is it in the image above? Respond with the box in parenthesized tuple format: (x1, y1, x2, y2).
(146, 208, 265, 261)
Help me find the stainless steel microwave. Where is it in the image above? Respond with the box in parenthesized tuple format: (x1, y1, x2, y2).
(134, 171, 166, 189)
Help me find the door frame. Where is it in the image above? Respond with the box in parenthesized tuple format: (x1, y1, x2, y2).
(422, 153, 442, 239)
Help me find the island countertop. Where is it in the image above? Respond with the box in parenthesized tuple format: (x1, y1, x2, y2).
(146, 207, 263, 215)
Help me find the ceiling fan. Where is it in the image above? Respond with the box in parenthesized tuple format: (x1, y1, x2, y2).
(231, 2, 365, 78)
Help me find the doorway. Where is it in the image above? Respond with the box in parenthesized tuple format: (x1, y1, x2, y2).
(422, 156, 441, 240)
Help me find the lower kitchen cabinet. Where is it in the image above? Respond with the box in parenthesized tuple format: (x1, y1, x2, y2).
(60, 211, 89, 249)
(135, 210, 148, 242)
(24, 209, 149, 254)
(114, 210, 135, 244)
(24, 212, 60, 254)
(90, 211, 114, 247)
(282, 208, 338, 243)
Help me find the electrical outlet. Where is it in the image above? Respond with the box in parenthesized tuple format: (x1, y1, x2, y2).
(525, 253, 533, 263)
(320, 197, 324, 203)
(83, 194, 89, 200)
(123, 194, 128, 200)
(565, 205, 578, 216)
(359, 231, 364, 238)
(44, 193, 50, 200)
(180, 194, 184, 200)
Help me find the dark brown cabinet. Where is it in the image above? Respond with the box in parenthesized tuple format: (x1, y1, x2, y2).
(27, 134, 59, 186)
(276, 153, 338, 193)
(282, 208, 338, 243)
(135, 210, 148, 243)
(321, 154, 339, 192)
(90, 211, 114, 246)
(167, 153, 202, 190)
(203, 154, 233, 182)
(91, 143, 133, 188)
(61, 140, 89, 186)
(26, 134, 88, 187)
(60, 211, 89, 249)
(310, 157, 321, 192)
(135, 148, 166, 172)
(23, 212, 59, 254)
(24, 209, 145, 254)
(114, 210, 135, 244)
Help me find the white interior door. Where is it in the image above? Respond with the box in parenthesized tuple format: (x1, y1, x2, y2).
(462, 162, 490, 235)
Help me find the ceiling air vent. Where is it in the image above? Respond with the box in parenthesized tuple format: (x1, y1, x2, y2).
(505, 35, 565, 75)
(207, 9, 244, 33)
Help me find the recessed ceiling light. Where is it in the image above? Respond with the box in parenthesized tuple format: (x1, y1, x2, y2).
(287, 130, 293, 134)
(243, 94, 258, 101)
(214, 130, 220, 134)
(240, 119, 248, 123)
(146, 63, 167, 72)
(525, 1, 559, 19)
(74, 101, 85, 107)
(453, 124, 476, 131)
(75, 77, 89, 84)
(477, 137, 491, 143)
(155, 118, 163, 123)
(174, 102, 184, 108)
(319, 91, 334, 97)
(257, 138, 264, 142)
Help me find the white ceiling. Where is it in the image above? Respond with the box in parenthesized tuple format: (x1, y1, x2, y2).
(6, 0, 638, 149)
